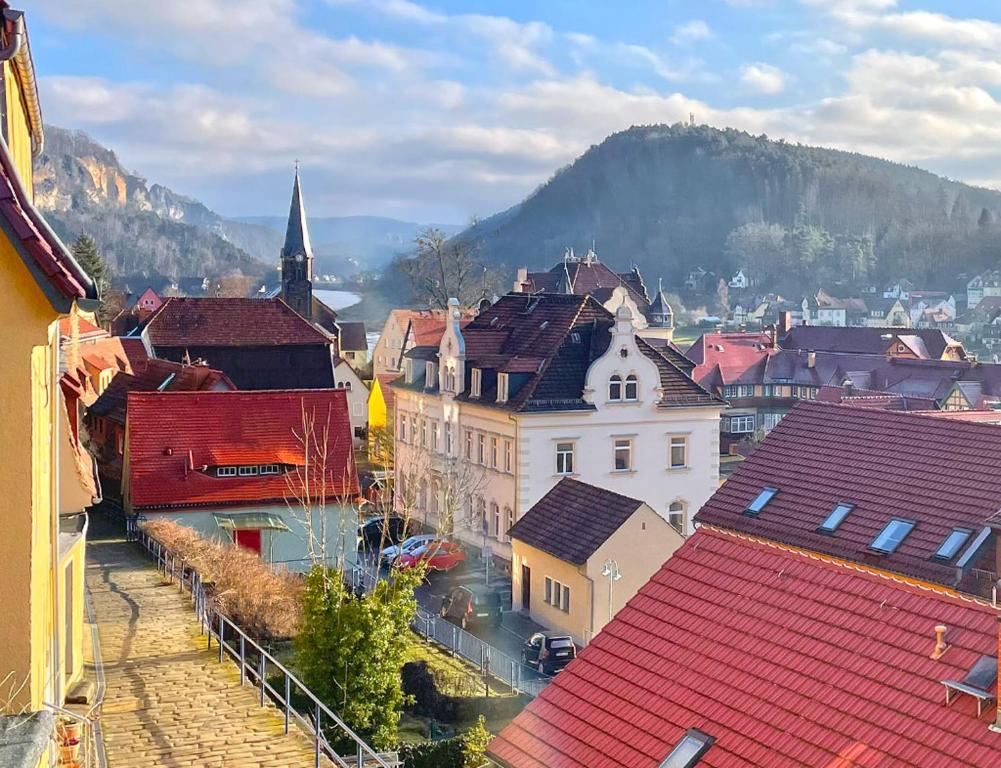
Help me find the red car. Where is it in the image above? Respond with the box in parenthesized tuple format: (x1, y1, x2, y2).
(395, 540, 466, 572)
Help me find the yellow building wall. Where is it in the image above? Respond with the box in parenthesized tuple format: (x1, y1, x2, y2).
(367, 378, 390, 459)
(3, 59, 34, 198)
(512, 505, 684, 645)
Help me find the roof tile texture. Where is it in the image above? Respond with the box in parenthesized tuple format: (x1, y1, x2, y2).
(488, 527, 1001, 768)
(126, 389, 357, 509)
(144, 298, 331, 347)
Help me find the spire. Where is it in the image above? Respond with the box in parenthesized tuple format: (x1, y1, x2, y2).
(649, 277, 674, 328)
(281, 165, 313, 262)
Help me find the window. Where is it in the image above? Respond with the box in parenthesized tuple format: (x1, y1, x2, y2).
(420, 418, 428, 448)
(613, 438, 632, 472)
(504, 507, 514, 542)
(762, 384, 775, 397)
(404, 358, 414, 384)
(762, 412, 784, 431)
(425, 361, 436, 387)
(668, 501, 685, 533)
(609, 374, 622, 401)
(504, 440, 513, 473)
(464, 429, 472, 459)
(431, 420, 440, 452)
(444, 423, 453, 455)
(344, 380, 352, 390)
(743, 487, 778, 516)
(561, 584, 570, 612)
(444, 365, 455, 392)
(490, 437, 499, 468)
(238, 466, 259, 476)
(399, 413, 408, 443)
(870, 518, 916, 554)
(624, 374, 638, 401)
(471, 368, 482, 398)
(478, 433, 486, 465)
(497, 373, 509, 403)
(818, 502, 854, 533)
(669, 436, 688, 469)
(544, 578, 570, 612)
(410, 416, 417, 444)
(491, 502, 500, 538)
(932, 527, 973, 562)
(722, 385, 736, 398)
(729, 415, 755, 433)
(658, 729, 715, 768)
(544, 577, 553, 604)
(260, 464, 280, 475)
(216, 466, 237, 477)
(477, 497, 487, 532)
(556, 442, 575, 475)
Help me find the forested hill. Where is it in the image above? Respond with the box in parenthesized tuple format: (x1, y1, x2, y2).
(458, 124, 1001, 293)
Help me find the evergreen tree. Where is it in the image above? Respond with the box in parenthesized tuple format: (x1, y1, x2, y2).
(71, 233, 112, 321)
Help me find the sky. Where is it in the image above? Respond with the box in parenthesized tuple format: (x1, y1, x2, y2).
(27, 0, 1001, 224)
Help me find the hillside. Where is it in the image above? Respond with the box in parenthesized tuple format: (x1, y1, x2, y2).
(459, 124, 1001, 294)
(34, 125, 269, 282)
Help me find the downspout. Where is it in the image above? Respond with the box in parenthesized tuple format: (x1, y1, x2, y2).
(0, 10, 24, 63)
(584, 572, 595, 645)
(51, 325, 64, 706)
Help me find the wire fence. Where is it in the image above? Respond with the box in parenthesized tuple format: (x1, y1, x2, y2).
(129, 520, 399, 768)
(412, 608, 551, 698)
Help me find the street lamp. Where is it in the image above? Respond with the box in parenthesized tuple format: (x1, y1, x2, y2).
(601, 558, 622, 623)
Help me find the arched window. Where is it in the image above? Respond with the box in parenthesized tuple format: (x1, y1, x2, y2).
(668, 501, 686, 533)
(609, 374, 622, 401)
(344, 380, 352, 390)
(624, 374, 638, 401)
(490, 502, 500, 538)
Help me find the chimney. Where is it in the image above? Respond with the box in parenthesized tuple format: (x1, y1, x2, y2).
(842, 377, 854, 398)
(930, 624, 949, 660)
(514, 267, 528, 292)
(778, 310, 793, 334)
(807, 351, 816, 369)
(769, 324, 777, 349)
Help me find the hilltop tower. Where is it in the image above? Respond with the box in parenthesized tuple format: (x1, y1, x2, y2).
(280, 166, 314, 318)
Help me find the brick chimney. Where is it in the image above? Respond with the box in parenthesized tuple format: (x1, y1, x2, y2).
(778, 310, 793, 334)
(514, 267, 529, 293)
(807, 351, 816, 369)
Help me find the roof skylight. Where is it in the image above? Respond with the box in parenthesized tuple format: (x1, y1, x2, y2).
(818, 502, 854, 534)
(932, 528, 973, 563)
(870, 518, 915, 554)
(659, 729, 714, 768)
(743, 487, 778, 517)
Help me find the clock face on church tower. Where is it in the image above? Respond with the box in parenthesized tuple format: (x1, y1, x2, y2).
(296, 253, 303, 262)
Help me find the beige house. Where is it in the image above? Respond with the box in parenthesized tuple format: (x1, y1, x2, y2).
(508, 478, 685, 646)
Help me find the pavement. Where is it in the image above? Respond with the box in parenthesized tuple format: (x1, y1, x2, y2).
(85, 516, 335, 768)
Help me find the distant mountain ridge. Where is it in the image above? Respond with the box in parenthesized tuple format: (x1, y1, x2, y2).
(458, 124, 1001, 293)
(34, 125, 453, 285)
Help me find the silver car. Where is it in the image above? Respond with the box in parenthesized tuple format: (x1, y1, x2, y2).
(380, 534, 436, 566)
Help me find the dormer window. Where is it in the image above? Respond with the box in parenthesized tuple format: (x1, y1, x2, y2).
(471, 368, 482, 398)
(609, 374, 622, 401)
(497, 373, 509, 403)
(404, 358, 414, 384)
(425, 361, 437, 388)
(444, 365, 456, 392)
(624, 374, 638, 401)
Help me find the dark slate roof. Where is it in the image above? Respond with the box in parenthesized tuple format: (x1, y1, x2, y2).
(281, 169, 313, 260)
(507, 478, 645, 564)
(143, 297, 332, 347)
(779, 325, 964, 360)
(695, 401, 1001, 592)
(336, 321, 367, 351)
(524, 258, 650, 309)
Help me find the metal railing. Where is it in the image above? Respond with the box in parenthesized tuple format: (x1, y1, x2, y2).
(412, 608, 551, 698)
(44, 702, 97, 768)
(132, 526, 398, 768)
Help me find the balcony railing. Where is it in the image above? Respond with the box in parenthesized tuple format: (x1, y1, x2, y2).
(129, 521, 398, 768)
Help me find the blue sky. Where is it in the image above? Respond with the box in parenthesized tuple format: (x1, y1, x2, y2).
(27, 0, 1001, 224)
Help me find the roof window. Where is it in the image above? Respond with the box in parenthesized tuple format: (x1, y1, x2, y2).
(870, 518, 915, 554)
(942, 655, 998, 717)
(818, 502, 854, 534)
(932, 527, 973, 563)
(743, 487, 778, 517)
(658, 729, 714, 768)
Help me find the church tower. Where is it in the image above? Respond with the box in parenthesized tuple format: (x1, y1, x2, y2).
(280, 166, 314, 319)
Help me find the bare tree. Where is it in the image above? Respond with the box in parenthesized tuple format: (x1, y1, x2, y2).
(400, 227, 495, 310)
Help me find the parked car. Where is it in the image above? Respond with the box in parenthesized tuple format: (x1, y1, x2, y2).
(440, 584, 503, 630)
(380, 534, 436, 567)
(357, 515, 409, 553)
(521, 632, 577, 675)
(395, 540, 465, 572)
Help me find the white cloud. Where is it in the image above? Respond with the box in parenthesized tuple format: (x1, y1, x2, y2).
(740, 63, 787, 94)
(670, 20, 713, 45)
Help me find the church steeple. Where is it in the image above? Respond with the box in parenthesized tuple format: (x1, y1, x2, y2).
(280, 165, 314, 318)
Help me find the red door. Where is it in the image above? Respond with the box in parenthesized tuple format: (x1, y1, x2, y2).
(233, 529, 261, 555)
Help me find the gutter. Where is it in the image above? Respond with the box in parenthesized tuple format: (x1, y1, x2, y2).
(0, 9, 44, 156)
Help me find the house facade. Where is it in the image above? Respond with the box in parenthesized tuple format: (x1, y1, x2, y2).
(122, 390, 360, 573)
(508, 479, 684, 646)
(392, 294, 722, 568)
(0, 7, 99, 717)
(333, 357, 368, 437)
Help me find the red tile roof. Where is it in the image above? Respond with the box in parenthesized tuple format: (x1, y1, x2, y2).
(488, 526, 1001, 768)
(0, 136, 95, 307)
(686, 331, 775, 388)
(696, 401, 1001, 590)
(59, 315, 105, 339)
(125, 389, 357, 509)
(90, 359, 235, 424)
(143, 297, 332, 347)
